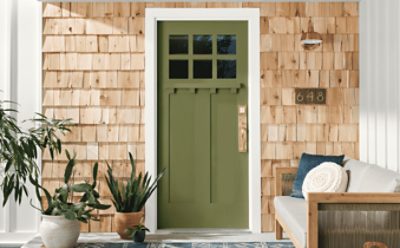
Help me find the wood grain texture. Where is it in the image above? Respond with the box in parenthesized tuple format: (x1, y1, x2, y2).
(306, 192, 400, 248)
(42, 2, 359, 233)
(307, 199, 319, 248)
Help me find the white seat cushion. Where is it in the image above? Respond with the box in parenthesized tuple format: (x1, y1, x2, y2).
(274, 196, 307, 248)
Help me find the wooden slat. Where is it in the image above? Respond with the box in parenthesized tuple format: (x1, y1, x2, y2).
(308, 192, 400, 204)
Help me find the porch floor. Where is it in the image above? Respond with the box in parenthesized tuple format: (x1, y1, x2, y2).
(22, 232, 291, 247)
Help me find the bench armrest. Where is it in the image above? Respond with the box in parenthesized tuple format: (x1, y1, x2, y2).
(275, 167, 298, 196)
(308, 192, 400, 204)
(307, 192, 400, 248)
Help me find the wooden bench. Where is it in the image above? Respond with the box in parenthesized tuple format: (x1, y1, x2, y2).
(275, 166, 400, 248)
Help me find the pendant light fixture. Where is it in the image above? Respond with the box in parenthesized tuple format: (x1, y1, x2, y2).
(301, 19, 323, 50)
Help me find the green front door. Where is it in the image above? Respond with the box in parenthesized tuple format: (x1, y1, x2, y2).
(157, 21, 248, 229)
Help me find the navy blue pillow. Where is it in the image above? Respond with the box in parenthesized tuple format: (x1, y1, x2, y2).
(291, 153, 345, 198)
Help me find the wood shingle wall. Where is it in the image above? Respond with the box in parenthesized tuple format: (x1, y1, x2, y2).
(42, 2, 359, 232)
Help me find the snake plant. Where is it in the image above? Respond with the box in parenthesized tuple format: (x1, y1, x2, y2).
(105, 152, 165, 212)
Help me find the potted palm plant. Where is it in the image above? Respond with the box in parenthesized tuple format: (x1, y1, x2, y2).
(105, 152, 165, 239)
(30, 150, 110, 248)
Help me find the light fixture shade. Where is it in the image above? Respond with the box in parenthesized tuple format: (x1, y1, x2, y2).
(300, 32, 323, 45)
(301, 19, 323, 49)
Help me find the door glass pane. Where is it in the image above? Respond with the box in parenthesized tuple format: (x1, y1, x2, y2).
(193, 60, 212, 79)
(169, 60, 188, 79)
(169, 35, 188, 54)
(193, 35, 212, 54)
(217, 60, 236, 79)
(217, 35, 236, 54)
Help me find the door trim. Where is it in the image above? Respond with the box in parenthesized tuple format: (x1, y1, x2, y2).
(145, 8, 261, 233)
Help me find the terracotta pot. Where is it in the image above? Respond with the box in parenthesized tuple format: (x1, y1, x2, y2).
(114, 211, 144, 239)
(39, 215, 80, 248)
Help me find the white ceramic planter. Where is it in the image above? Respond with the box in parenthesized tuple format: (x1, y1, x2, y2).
(40, 215, 80, 248)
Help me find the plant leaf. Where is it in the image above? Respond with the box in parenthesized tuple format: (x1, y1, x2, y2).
(92, 162, 98, 184)
(64, 155, 75, 184)
(71, 183, 92, 192)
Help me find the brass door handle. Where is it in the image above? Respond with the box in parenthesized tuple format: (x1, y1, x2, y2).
(238, 105, 247, 153)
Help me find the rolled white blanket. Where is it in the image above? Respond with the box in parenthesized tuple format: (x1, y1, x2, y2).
(302, 162, 348, 200)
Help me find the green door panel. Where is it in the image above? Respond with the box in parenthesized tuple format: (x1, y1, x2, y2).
(169, 91, 210, 204)
(157, 21, 248, 229)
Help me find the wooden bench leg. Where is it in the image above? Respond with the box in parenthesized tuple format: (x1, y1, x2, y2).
(275, 219, 283, 240)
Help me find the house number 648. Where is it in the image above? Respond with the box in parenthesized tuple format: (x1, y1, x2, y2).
(295, 88, 327, 105)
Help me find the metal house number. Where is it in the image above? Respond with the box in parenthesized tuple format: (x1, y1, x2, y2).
(295, 88, 326, 105)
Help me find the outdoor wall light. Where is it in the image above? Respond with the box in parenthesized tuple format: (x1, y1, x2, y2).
(301, 19, 323, 50)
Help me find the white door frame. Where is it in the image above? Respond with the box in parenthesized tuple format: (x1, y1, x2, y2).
(145, 8, 261, 233)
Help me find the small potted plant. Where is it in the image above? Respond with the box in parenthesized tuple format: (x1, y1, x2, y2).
(126, 224, 150, 243)
(105, 152, 165, 239)
(30, 151, 110, 248)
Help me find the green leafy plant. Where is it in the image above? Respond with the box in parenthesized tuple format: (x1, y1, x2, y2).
(0, 100, 72, 206)
(126, 224, 150, 234)
(105, 152, 165, 212)
(126, 224, 149, 242)
(29, 150, 110, 222)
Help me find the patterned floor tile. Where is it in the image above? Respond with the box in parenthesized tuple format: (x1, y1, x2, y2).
(75, 242, 294, 248)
